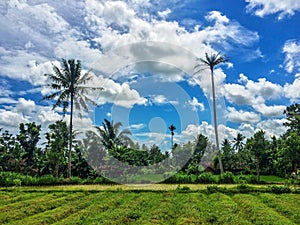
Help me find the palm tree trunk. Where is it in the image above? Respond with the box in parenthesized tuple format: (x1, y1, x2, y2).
(68, 93, 74, 178)
(210, 68, 224, 174)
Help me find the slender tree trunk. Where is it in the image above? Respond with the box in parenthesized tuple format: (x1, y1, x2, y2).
(171, 133, 174, 149)
(256, 155, 260, 183)
(68, 93, 74, 178)
(210, 68, 224, 174)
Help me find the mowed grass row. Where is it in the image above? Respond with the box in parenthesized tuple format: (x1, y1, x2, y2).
(0, 189, 299, 225)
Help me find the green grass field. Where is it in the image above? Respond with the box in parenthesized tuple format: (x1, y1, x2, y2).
(0, 185, 299, 225)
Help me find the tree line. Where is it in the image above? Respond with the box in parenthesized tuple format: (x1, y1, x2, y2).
(0, 103, 299, 182)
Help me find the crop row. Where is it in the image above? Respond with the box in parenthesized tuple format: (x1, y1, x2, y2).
(0, 190, 299, 224)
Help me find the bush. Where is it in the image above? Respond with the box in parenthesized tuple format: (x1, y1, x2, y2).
(267, 185, 291, 194)
(220, 172, 235, 184)
(206, 185, 227, 194)
(176, 185, 191, 193)
(246, 174, 258, 184)
(197, 173, 216, 184)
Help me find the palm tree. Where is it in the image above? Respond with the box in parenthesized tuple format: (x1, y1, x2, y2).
(232, 132, 245, 152)
(194, 52, 227, 174)
(168, 124, 176, 149)
(43, 58, 102, 178)
(96, 119, 133, 150)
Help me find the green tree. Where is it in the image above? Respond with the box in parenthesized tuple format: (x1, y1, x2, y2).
(221, 139, 235, 171)
(43, 58, 102, 178)
(0, 130, 24, 172)
(17, 122, 41, 172)
(45, 120, 69, 177)
(96, 119, 132, 151)
(283, 132, 300, 173)
(284, 103, 300, 134)
(194, 52, 227, 174)
(244, 130, 269, 183)
(168, 124, 176, 149)
(232, 133, 245, 152)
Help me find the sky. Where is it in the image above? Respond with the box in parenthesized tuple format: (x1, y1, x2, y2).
(0, 0, 300, 151)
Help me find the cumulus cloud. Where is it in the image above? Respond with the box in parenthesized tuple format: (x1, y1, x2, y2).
(227, 107, 261, 124)
(187, 97, 205, 112)
(245, 0, 300, 19)
(88, 74, 147, 108)
(282, 40, 300, 73)
(252, 104, 286, 117)
(284, 77, 300, 102)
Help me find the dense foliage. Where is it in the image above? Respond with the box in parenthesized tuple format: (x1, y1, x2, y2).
(0, 104, 299, 184)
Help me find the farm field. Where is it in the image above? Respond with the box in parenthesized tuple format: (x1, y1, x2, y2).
(0, 185, 299, 224)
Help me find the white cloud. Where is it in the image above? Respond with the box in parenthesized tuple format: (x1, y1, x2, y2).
(256, 119, 288, 138)
(245, 0, 300, 19)
(282, 40, 300, 73)
(16, 98, 36, 115)
(227, 107, 261, 124)
(149, 94, 179, 105)
(205, 11, 230, 24)
(129, 123, 146, 130)
(187, 97, 205, 112)
(158, 8, 171, 19)
(252, 104, 286, 117)
(284, 77, 300, 102)
(0, 97, 17, 104)
(0, 110, 29, 128)
(89, 74, 147, 108)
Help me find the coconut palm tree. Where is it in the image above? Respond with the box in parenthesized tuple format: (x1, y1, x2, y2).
(194, 52, 227, 174)
(168, 124, 176, 149)
(232, 132, 245, 152)
(43, 58, 102, 178)
(96, 119, 133, 150)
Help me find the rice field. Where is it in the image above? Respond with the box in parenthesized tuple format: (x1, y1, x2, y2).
(0, 185, 299, 224)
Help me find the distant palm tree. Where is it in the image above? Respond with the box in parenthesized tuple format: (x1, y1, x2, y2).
(96, 119, 133, 150)
(43, 58, 102, 178)
(168, 124, 176, 149)
(194, 52, 227, 174)
(232, 133, 245, 152)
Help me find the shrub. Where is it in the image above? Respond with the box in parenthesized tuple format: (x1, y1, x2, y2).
(197, 172, 216, 184)
(267, 185, 291, 194)
(37, 175, 58, 185)
(220, 171, 235, 184)
(206, 185, 227, 194)
(176, 185, 191, 193)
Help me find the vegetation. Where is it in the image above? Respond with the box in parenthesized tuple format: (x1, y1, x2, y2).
(194, 52, 228, 174)
(0, 104, 300, 185)
(43, 58, 102, 178)
(0, 186, 299, 224)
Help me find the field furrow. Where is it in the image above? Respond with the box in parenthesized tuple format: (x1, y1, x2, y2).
(232, 194, 295, 225)
(257, 193, 300, 224)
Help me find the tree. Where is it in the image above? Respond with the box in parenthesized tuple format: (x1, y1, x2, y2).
(17, 122, 41, 172)
(284, 103, 300, 134)
(244, 130, 269, 183)
(194, 52, 227, 174)
(221, 139, 235, 171)
(96, 119, 133, 151)
(43, 58, 102, 178)
(45, 120, 69, 177)
(168, 124, 176, 149)
(232, 133, 245, 152)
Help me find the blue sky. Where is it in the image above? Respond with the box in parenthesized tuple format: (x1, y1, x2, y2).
(0, 0, 300, 151)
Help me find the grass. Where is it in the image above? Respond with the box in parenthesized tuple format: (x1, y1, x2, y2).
(0, 185, 299, 224)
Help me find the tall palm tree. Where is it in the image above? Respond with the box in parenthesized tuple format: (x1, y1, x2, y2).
(168, 124, 176, 149)
(194, 52, 227, 174)
(96, 119, 133, 150)
(43, 58, 102, 178)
